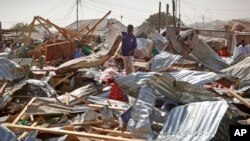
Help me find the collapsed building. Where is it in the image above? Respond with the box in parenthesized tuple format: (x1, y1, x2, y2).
(0, 10, 250, 141)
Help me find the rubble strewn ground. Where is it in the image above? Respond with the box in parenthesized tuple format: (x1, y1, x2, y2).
(0, 11, 250, 141)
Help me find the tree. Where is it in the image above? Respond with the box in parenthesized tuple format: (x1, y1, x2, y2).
(10, 22, 37, 32)
(145, 12, 184, 29)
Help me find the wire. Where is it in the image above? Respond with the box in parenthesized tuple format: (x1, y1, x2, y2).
(59, 0, 76, 24)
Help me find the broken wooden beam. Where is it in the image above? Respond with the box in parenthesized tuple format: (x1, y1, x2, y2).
(4, 123, 144, 141)
(12, 97, 36, 125)
(91, 127, 132, 138)
(228, 90, 250, 108)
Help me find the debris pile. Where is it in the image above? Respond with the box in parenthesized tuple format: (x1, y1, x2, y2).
(0, 12, 250, 141)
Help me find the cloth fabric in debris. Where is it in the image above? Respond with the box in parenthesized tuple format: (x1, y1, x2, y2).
(109, 81, 126, 102)
(128, 86, 156, 139)
(0, 57, 26, 81)
(156, 101, 228, 141)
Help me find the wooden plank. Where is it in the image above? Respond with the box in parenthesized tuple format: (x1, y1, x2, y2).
(18, 121, 38, 140)
(4, 123, 144, 141)
(228, 90, 250, 108)
(69, 94, 89, 104)
(12, 97, 36, 125)
(91, 127, 132, 138)
(45, 41, 70, 47)
(53, 72, 75, 88)
(85, 11, 111, 36)
(86, 104, 127, 111)
(36, 18, 53, 37)
(71, 120, 103, 126)
(0, 81, 8, 96)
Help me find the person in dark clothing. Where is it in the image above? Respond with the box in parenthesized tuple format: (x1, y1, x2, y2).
(121, 24, 137, 75)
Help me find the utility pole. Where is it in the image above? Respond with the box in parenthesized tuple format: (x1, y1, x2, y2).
(178, 0, 181, 32)
(172, 0, 176, 33)
(0, 22, 2, 41)
(166, 4, 169, 26)
(202, 15, 205, 28)
(158, 2, 161, 32)
(76, 0, 79, 31)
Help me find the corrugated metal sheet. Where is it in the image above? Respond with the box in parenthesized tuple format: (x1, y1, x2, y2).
(116, 72, 157, 97)
(156, 101, 228, 141)
(128, 86, 156, 139)
(0, 53, 8, 58)
(149, 51, 182, 71)
(170, 70, 224, 85)
(6, 79, 57, 97)
(0, 125, 17, 141)
(57, 83, 98, 106)
(147, 73, 219, 104)
(87, 96, 130, 110)
(0, 58, 26, 81)
(222, 57, 250, 81)
(189, 31, 229, 72)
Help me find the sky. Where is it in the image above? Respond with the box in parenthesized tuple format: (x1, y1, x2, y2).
(1, 0, 250, 29)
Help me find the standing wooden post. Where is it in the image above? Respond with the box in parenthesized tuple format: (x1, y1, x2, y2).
(0, 22, 2, 41)
(166, 4, 169, 27)
(172, 0, 176, 33)
(158, 2, 161, 32)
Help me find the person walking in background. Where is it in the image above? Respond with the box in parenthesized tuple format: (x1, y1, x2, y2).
(121, 24, 137, 75)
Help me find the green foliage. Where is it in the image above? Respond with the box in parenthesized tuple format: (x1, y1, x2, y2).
(145, 12, 184, 28)
(10, 22, 37, 32)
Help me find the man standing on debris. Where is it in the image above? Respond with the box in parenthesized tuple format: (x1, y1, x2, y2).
(121, 24, 137, 75)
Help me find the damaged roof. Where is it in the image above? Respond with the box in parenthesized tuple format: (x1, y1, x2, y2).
(156, 101, 228, 141)
(0, 57, 26, 81)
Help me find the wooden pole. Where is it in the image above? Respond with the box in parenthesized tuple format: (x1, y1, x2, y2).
(158, 2, 161, 32)
(166, 4, 169, 27)
(12, 97, 36, 125)
(172, 0, 176, 34)
(4, 123, 144, 141)
(0, 22, 2, 41)
(228, 90, 250, 108)
(0, 81, 8, 96)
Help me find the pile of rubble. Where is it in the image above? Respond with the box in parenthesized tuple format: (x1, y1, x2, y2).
(0, 13, 250, 141)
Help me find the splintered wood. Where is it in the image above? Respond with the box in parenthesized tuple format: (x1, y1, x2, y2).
(4, 97, 143, 141)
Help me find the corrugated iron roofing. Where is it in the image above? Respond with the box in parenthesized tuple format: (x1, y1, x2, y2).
(190, 31, 229, 72)
(222, 57, 250, 81)
(147, 73, 219, 104)
(57, 83, 98, 106)
(0, 58, 26, 81)
(170, 70, 224, 85)
(149, 51, 182, 71)
(156, 101, 228, 141)
(128, 86, 156, 139)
